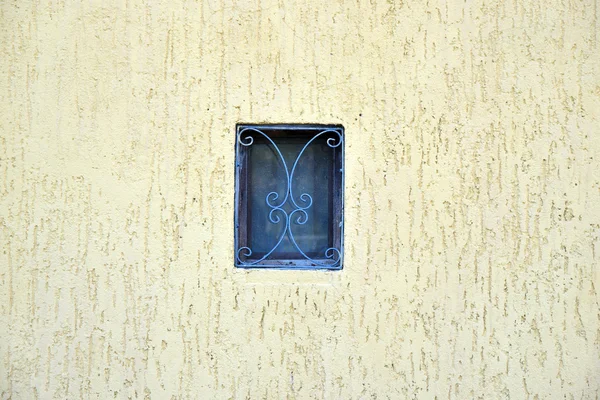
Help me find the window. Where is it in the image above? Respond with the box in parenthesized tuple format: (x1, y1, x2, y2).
(234, 124, 344, 270)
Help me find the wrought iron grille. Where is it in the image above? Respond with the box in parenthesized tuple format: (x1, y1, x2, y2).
(234, 124, 344, 270)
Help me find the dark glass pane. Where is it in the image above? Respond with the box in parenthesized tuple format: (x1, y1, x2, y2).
(247, 132, 333, 259)
(235, 124, 343, 269)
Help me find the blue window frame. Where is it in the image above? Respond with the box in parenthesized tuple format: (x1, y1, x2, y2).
(234, 124, 344, 270)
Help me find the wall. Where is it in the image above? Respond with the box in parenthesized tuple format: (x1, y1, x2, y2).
(1, 0, 599, 398)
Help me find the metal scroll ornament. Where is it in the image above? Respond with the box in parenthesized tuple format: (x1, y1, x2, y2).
(236, 127, 342, 268)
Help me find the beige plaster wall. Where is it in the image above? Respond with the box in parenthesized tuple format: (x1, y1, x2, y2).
(1, 0, 600, 398)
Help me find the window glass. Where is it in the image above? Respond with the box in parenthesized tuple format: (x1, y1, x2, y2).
(248, 133, 333, 259)
(235, 125, 343, 269)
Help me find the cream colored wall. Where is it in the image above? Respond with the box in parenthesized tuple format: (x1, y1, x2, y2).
(1, 0, 599, 398)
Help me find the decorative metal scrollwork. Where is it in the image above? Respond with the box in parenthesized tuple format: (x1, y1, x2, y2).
(235, 126, 343, 269)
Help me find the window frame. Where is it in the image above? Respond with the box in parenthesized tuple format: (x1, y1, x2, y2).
(234, 124, 344, 270)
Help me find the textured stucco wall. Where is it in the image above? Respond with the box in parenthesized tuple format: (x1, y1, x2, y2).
(1, 0, 600, 398)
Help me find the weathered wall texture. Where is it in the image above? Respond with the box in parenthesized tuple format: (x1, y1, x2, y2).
(1, 0, 600, 398)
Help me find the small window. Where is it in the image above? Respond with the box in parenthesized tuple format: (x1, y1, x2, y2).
(234, 124, 344, 270)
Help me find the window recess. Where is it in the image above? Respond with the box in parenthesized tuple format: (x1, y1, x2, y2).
(234, 124, 344, 270)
